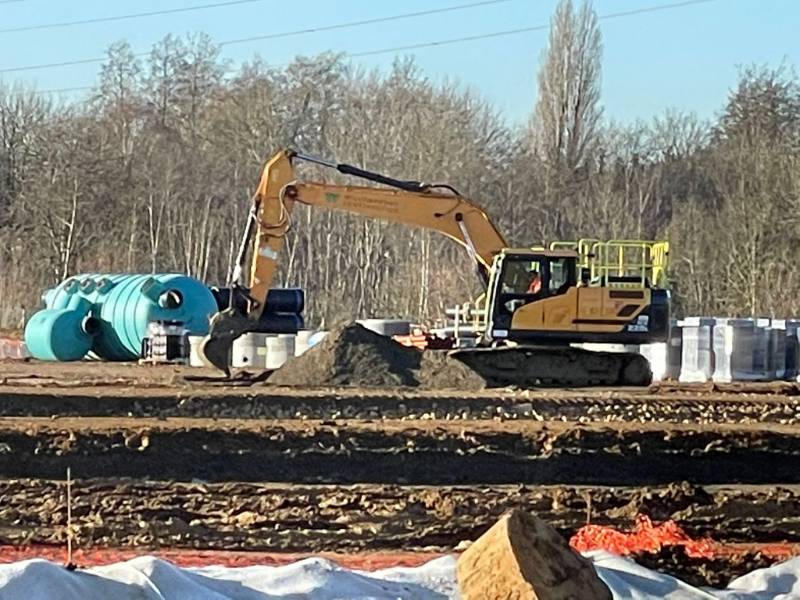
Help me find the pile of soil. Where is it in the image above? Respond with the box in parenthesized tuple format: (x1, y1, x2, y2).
(268, 323, 486, 390)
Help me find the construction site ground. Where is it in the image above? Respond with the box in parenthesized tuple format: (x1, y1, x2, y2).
(2, 360, 800, 587)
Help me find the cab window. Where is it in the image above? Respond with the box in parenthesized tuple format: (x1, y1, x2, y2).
(500, 259, 541, 294)
(548, 257, 574, 295)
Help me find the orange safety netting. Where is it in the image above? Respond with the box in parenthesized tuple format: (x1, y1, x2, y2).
(0, 546, 441, 569)
(569, 515, 716, 559)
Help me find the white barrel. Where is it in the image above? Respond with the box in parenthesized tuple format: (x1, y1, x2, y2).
(232, 332, 268, 368)
(295, 330, 313, 357)
(266, 335, 293, 370)
(278, 333, 295, 359)
(188, 335, 206, 368)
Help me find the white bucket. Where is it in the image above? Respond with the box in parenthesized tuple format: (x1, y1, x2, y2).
(232, 332, 268, 368)
(188, 335, 206, 368)
(295, 330, 313, 357)
(266, 335, 293, 370)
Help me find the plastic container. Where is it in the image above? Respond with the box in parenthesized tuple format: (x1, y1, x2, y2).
(786, 321, 800, 381)
(25, 273, 217, 361)
(665, 321, 682, 380)
(188, 335, 206, 368)
(265, 335, 293, 370)
(678, 317, 715, 383)
(769, 319, 788, 380)
(294, 330, 313, 357)
(24, 296, 100, 361)
(232, 332, 268, 368)
(278, 333, 296, 360)
(711, 318, 768, 382)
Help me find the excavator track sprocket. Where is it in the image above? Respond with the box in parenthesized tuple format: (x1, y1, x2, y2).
(450, 345, 652, 388)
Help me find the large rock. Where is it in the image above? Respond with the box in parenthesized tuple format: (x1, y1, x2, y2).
(457, 509, 611, 600)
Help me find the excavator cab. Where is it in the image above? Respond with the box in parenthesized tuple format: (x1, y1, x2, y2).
(489, 251, 577, 324)
(484, 241, 670, 345)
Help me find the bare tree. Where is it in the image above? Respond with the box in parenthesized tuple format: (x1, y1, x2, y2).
(2, 29, 800, 328)
(531, 0, 603, 174)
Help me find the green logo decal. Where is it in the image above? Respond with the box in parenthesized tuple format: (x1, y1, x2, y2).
(325, 192, 339, 203)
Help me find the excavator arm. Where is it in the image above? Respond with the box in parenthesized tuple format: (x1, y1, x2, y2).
(201, 149, 507, 373)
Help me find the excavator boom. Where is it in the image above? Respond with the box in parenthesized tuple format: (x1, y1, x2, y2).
(201, 149, 507, 373)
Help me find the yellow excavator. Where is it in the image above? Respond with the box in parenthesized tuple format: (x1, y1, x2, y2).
(201, 149, 670, 386)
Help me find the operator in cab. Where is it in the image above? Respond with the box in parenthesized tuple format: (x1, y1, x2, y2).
(527, 269, 542, 294)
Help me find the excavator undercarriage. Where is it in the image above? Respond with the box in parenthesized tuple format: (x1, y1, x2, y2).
(451, 346, 652, 388)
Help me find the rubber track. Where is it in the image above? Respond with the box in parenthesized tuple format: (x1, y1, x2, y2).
(452, 346, 653, 387)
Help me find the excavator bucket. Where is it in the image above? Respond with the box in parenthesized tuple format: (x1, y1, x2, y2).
(199, 307, 255, 376)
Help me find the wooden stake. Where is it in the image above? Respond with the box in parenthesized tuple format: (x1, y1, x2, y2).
(66, 467, 73, 566)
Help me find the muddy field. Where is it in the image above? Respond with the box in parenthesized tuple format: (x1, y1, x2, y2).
(2, 359, 800, 586)
(0, 478, 796, 587)
(3, 479, 799, 551)
(3, 360, 800, 425)
(0, 416, 798, 485)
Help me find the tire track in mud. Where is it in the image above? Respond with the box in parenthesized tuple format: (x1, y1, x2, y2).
(1, 479, 798, 552)
(2, 388, 800, 426)
(1, 417, 799, 486)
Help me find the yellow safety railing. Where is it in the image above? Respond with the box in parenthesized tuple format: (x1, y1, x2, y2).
(547, 238, 669, 289)
(548, 239, 601, 268)
(548, 241, 578, 252)
(588, 240, 669, 289)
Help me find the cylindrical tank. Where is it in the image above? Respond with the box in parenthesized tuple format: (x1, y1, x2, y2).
(26, 273, 218, 361)
(266, 335, 294, 370)
(258, 313, 304, 334)
(278, 333, 296, 359)
(232, 332, 268, 368)
(266, 288, 305, 314)
(24, 295, 100, 361)
(294, 330, 313, 357)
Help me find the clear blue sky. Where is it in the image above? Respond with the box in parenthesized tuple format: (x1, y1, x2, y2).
(0, 0, 797, 125)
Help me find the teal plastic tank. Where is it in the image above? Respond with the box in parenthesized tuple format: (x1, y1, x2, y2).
(25, 273, 218, 361)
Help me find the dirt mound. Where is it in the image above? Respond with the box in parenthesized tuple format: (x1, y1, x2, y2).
(268, 323, 486, 390)
(417, 351, 488, 390)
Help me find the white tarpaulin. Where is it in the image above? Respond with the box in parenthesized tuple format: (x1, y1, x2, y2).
(1, 551, 799, 600)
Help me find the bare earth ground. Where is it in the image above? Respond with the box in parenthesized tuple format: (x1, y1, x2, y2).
(2, 359, 800, 586)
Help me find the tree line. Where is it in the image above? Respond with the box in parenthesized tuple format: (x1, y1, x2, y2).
(1, 1, 799, 330)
